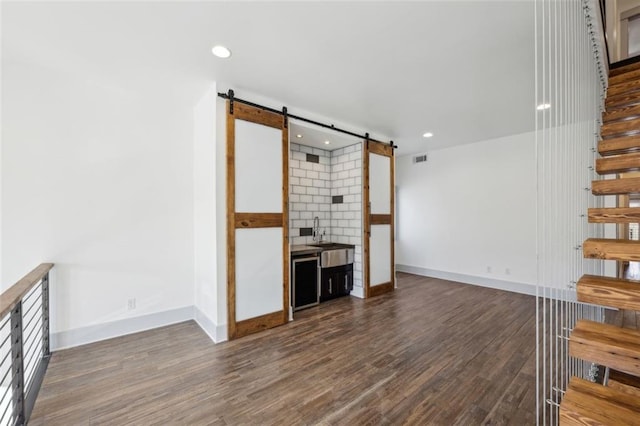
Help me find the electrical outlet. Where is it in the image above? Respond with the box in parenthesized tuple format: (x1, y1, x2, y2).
(127, 298, 136, 310)
(487, 266, 492, 273)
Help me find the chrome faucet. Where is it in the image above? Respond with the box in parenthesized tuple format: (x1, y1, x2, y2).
(312, 216, 320, 242)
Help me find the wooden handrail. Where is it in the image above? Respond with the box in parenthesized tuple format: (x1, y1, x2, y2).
(0, 263, 54, 318)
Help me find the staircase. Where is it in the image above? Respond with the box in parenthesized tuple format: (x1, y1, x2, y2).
(559, 61, 640, 424)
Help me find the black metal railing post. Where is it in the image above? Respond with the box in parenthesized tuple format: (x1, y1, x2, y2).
(10, 303, 25, 425)
(41, 274, 50, 357)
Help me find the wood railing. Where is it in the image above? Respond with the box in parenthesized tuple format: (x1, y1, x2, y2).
(0, 263, 53, 426)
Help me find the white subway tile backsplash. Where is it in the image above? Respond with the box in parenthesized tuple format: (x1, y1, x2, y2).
(349, 186, 360, 195)
(292, 151, 305, 161)
(319, 172, 330, 180)
(307, 170, 319, 179)
(290, 176, 300, 185)
(307, 186, 319, 195)
(319, 188, 330, 196)
(343, 161, 355, 170)
(348, 169, 359, 178)
(312, 163, 324, 172)
(300, 194, 312, 203)
(300, 211, 312, 219)
(292, 185, 306, 194)
(300, 145, 313, 154)
(293, 168, 306, 178)
(319, 204, 330, 212)
(289, 194, 300, 202)
(338, 170, 349, 179)
(301, 161, 313, 171)
(300, 177, 312, 186)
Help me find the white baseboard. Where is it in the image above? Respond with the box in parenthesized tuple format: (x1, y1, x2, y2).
(396, 264, 537, 296)
(350, 286, 365, 299)
(194, 308, 228, 343)
(51, 306, 195, 351)
(194, 307, 217, 342)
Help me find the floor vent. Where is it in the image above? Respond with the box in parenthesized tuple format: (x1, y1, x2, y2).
(413, 154, 427, 164)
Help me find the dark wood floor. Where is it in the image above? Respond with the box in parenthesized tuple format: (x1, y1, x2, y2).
(30, 273, 536, 425)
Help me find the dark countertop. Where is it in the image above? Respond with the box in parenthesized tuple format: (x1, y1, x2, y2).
(291, 245, 323, 257)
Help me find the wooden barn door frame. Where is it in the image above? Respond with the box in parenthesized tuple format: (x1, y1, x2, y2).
(363, 139, 395, 298)
(226, 100, 289, 339)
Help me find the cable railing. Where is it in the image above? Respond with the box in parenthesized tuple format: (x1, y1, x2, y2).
(0, 263, 53, 426)
(535, 0, 607, 424)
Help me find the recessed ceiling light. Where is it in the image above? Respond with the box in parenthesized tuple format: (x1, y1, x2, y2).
(422, 132, 433, 138)
(211, 45, 232, 58)
(296, 134, 303, 138)
(536, 103, 551, 110)
(324, 140, 331, 145)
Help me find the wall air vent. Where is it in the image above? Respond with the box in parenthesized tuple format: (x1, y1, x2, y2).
(413, 154, 427, 164)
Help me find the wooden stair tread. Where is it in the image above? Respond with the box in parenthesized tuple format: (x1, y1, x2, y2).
(609, 369, 640, 398)
(596, 152, 640, 174)
(589, 207, 640, 223)
(602, 117, 640, 139)
(584, 239, 640, 261)
(607, 91, 640, 110)
(610, 67, 640, 86)
(608, 79, 640, 97)
(560, 377, 640, 425)
(604, 104, 640, 123)
(570, 320, 640, 376)
(577, 275, 640, 311)
(610, 61, 640, 77)
(599, 136, 640, 156)
(592, 177, 640, 195)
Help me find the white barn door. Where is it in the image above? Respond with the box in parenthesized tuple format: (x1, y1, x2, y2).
(226, 101, 289, 339)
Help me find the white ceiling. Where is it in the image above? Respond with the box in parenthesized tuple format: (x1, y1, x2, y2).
(289, 121, 362, 152)
(2, 1, 535, 156)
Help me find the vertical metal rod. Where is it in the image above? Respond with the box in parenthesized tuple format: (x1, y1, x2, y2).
(41, 274, 50, 357)
(10, 303, 24, 425)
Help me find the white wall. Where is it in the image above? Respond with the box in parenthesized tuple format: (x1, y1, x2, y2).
(2, 48, 195, 348)
(193, 84, 218, 340)
(396, 131, 537, 294)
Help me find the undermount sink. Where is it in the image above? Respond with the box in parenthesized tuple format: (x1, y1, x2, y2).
(309, 242, 355, 267)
